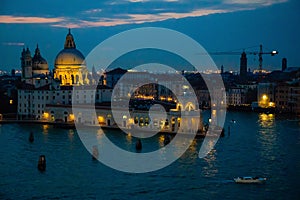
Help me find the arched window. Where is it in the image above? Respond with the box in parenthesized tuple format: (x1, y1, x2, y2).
(71, 75, 75, 84)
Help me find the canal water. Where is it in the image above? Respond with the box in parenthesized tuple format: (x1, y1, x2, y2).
(0, 111, 299, 199)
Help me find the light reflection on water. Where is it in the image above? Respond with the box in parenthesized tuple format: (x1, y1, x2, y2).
(257, 113, 278, 163)
(0, 112, 299, 199)
(68, 129, 75, 142)
(202, 149, 218, 178)
(258, 113, 275, 128)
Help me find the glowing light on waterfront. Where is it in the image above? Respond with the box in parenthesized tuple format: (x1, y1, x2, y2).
(69, 114, 75, 121)
(259, 94, 271, 108)
(43, 112, 49, 119)
(262, 94, 268, 101)
(269, 102, 275, 107)
(98, 116, 105, 124)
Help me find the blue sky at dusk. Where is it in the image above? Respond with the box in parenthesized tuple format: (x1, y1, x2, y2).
(0, 0, 299, 72)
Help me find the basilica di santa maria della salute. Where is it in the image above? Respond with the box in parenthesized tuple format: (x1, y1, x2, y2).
(54, 29, 89, 86)
(21, 29, 90, 86)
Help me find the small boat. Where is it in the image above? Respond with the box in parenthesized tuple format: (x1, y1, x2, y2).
(135, 139, 142, 151)
(29, 131, 34, 143)
(92, 145, 99, 160)
(234, 176, 267, 184)
(38, 155, 46, 172)
(163, 135, 171, 146)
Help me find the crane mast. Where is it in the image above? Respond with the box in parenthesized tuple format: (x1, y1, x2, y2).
(259, 44, 263, 73)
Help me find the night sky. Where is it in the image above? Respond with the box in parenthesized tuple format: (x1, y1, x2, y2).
(0, 0, 299, 72)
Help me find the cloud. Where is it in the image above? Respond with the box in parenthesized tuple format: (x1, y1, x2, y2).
(52, 7, 252, 28)
(0, 0, 289, 28)
(52, 8, 230, 28)
(2, 42, 25, 46)
(223, 0, 288, 5)
(82, 9, 103, 14)
(127, 0, 150, 2)
(0, 15, 64, 24)
(163, 0, 180, 2)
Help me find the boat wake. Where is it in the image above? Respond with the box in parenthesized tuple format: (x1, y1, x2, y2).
(209, 179, 235, 184)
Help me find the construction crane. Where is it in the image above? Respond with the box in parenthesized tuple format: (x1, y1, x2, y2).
(248, 44, 278, 73)
(203, 44, 278, 73)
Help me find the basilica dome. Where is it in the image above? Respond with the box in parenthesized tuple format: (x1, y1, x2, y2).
(54, 29, 86, 68)
(55, 48, 86, 67)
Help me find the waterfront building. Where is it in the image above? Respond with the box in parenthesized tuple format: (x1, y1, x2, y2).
(103, 67, 127, 88)
(275, 82, 290, 112)
(275, 80, 300, 115)
(195, 89, 210, 108)
(18, 83, 112, 120)
(226, 87, 246, 106)
(18, 81, 59, 120)
(44, 96, 203, 133)
(257, 83, 276, 108)
(289, 83, 300, 116)
(103, 68, 188, 103)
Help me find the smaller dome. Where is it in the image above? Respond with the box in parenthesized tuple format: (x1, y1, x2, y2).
(32, 45, 48, 70)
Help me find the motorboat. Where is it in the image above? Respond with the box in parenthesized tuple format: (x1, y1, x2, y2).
(234, 176, 267, 184)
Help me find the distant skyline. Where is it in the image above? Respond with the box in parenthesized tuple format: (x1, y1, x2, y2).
(0, 0, 299, 72)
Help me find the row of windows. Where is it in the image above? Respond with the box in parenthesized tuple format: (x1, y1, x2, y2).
(276, 90, 288, 93)
(277, 101, 288, 106)
(276, 95, 288, 99)
(20, 103, 45, 108)
(19, 109, 42, 114)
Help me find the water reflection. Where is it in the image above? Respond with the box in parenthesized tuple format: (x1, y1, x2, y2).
(258, 113, 278, 166)
(125, 132, 133, 150)
(186, 139, 199, 164)
(42, 124, 49, 134)
(42, 124, 49, 142)
(202, 148, 218, 178)
(96, 129, 104, 141)
(259, 113, 275, 128)
(68, 129, 75, 142)
(126, 132, 132, 143)
(158, 135, 164, 148)
(189, 139, 198, 153)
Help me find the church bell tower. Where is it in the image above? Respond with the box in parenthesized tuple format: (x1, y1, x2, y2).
(21, 47, 33, 84)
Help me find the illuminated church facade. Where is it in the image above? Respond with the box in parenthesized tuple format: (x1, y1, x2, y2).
(54, 29, 89, 85)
